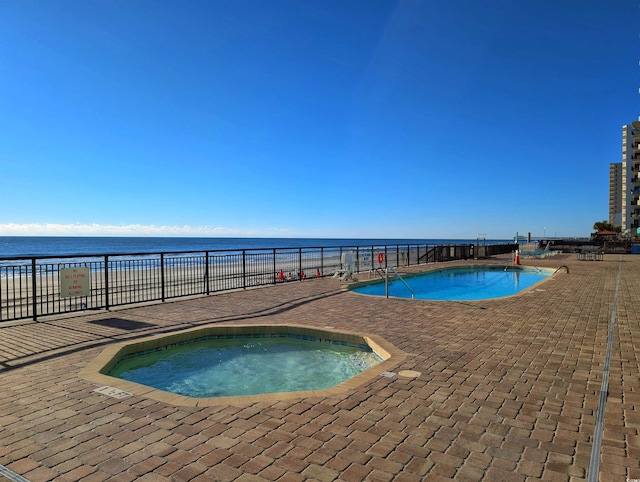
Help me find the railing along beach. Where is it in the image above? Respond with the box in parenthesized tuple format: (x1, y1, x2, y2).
(0, 242, 517, 322)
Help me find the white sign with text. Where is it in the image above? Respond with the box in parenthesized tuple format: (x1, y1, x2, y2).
(60, 267, 90, 298)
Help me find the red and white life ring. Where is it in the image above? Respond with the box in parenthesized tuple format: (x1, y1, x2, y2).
(377, 252, 384, 264)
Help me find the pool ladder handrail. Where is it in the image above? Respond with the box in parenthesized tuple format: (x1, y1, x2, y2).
(385, 267, 415, 299)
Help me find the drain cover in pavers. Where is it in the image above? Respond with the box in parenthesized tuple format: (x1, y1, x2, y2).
(94, 386, 132, 399)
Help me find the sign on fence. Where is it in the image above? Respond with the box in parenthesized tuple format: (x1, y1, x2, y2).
(360, 251, 371, 267)
(60, 267, 90, 298)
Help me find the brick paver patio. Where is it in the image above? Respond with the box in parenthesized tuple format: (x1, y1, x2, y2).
(0, 254, 638, 481)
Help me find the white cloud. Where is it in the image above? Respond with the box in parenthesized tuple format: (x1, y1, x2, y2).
(0, 223, 290, 237)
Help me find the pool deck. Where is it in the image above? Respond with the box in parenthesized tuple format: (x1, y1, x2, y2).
(0, 253, 638, 481)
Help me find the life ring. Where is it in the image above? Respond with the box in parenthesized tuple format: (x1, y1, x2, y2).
(377, 252, 384, 264)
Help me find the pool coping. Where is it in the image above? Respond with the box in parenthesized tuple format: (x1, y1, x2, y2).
(345, 264, 560, 300)
(79, 323, 406, 407)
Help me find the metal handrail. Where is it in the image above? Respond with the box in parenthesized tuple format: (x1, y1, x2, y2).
(0, 242, 517, 322)
(385, 267, 415, 299)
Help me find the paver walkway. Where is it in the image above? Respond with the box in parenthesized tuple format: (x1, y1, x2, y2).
(0, 254, 638, 481)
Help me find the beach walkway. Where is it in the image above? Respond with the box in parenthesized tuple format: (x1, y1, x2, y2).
(0, 253, 638, 481)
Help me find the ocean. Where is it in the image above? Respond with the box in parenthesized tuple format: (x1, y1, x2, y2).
(0, 236, 512, 258)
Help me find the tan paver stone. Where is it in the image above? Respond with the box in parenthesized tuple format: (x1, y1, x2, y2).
(50, 455, 82, 475)
(202, 463, 243, 481)
(392, 472, 423, 482)
(302, 448, 333, 466)
(455, 464, 486, 482)
(365, 469, 395, 482)
(368, 455, 404, 475)
(311, 430, 334, 445)
(271, 472, 306, 482)
(196, 447, 231, 467)
(151, 460, 184, 478)
(347, 429, 380, 446)
(485, 466, 525, 481)
(325, 455, 351, 472)
(143, 441, 176, 457)
(427, 460, 457, 478)
(166, 448, 199, 466)
(286, 446, 312, 462)
(337, 446, 372, 465)
(97, 456, 132, 475)
(322, 435, 351, 452)
(224, 453, 251, 469)
(274, 455, 308, 473)
(22, 466, 65, 481)
(128, 456, 167, 476)
(6, 457, 41, 476)
(4, 443, 47, 462)
(424, 436, 453, 453)
(1, 256, 639, 480)
(366, 441, 396, 459)
(42, 448, 81, 469)
(255, 464, 292, 481)
(208, 434, 241, 450)
(599, 460, 628, 477)
(263, 441, 293, 459)
(339, 462, 372, 481)
(237, 454, 274, 474)
(168, 463, 208, 482)
(429, 450, 464, 470)
(59, 464, 99, 480)
(77, 449, 111, 467)
(231, 441, 263, 459)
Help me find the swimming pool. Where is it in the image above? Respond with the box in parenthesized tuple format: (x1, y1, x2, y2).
(108, 335, 382, 398)
(350, 266, 554, 300)
(81, 324, 405, 406)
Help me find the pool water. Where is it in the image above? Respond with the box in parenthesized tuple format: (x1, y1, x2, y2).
(352, 267, 551, 300)
(108, 336, 382, 398)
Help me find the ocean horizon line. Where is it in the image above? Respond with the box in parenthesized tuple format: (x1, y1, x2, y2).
(0, 235, 524, 258)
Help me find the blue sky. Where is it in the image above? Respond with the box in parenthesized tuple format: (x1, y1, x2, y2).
(1, 0, 638, 239)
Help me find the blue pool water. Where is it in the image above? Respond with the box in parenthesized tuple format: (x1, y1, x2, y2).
(108, 336, 382, 398)
(351, 267, 551, 300)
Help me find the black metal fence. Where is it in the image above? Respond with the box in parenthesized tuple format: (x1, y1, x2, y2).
(0, 242, 516, 322)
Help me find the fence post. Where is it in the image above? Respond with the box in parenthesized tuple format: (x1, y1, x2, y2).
(242, 250, 246, 289)
(320, 247, 324, 277)
(161, 254, 166, 302)
(272, 249, 277, 284)
(104, 255, 110, 311)
(31, 258, 37, 321)
(298, 248, 302, 280)
(205, 252, 210, 295)
(370, 246, 374, 270)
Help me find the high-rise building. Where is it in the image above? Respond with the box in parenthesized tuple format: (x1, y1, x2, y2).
(615, 117, 640, 232)
(609, 162, 622, 226)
